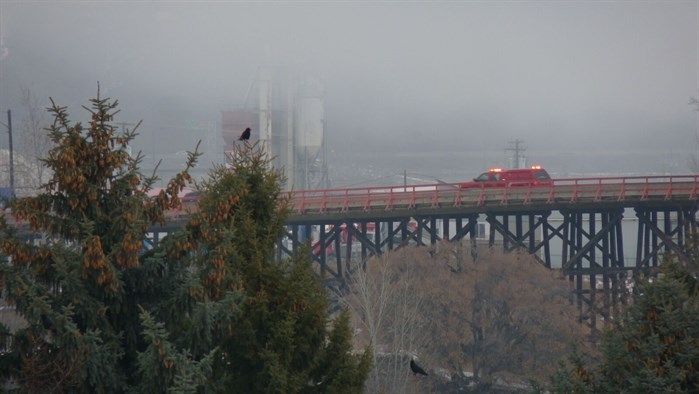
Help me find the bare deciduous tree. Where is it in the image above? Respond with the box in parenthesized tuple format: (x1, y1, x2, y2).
(344, 242, 594, 391)
(343, 251, 433, 394)
(434, 243, 594, 386)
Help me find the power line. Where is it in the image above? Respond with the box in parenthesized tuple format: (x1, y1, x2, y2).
(505, 139, 526, 169)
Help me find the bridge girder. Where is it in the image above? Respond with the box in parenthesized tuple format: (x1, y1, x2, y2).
(139, 195, 699, 336)
(277, 203, 698, 335)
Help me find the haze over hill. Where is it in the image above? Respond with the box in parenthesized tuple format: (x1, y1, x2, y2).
(0, 1, 697, 187)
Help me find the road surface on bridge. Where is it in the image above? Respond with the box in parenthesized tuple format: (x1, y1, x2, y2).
(4, 175, 698, 232)
(287, 175, 699, 222)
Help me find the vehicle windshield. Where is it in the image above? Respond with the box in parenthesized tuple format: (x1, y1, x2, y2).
(534, 170, 551, 180)
(475, 172, 499, 181)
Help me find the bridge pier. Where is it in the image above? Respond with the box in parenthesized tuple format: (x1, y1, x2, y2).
(558, 208, 627, 331)
(279, 204, 697, 335)
(635, 206, 697, 274)
(145, 204, 698, 336)
(143, 177, 699, 336)
(485, 210, 553, 267)
(280, 214, 483, 277)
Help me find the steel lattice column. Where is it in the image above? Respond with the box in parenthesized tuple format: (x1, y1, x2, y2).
(485, 211, 553, 266)
(560, 208, 626, 333)
(635, 206, 698, 274)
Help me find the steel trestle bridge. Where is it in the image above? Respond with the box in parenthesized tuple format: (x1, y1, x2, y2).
(274, 174, 699, 331)
(8, 175, 697, 334)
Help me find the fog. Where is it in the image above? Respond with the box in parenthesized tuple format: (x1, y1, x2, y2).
(1, 1, 697, 186)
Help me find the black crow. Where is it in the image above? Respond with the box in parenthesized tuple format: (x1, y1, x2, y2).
(239, 127, 251, 141)
(410, 359, 428, 376)
(41, 314, 56, 333)
(39, 313, 57, 344)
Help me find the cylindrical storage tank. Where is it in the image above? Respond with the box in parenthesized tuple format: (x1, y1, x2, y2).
(294, 78, 324, 160)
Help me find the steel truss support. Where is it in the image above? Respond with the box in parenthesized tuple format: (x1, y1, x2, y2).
(146, 201, 699, 337)
(559, 208, 627, 334)
(133, 202, 699, 338)
(485, 211, 553, 267)
(279, 214, 481, 278)
(635, 206, 698, 274)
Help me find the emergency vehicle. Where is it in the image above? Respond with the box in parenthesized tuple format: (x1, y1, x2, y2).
(460, 166, 552, 188)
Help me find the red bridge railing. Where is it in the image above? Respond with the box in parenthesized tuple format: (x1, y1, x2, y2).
(288, 175, 699, 215)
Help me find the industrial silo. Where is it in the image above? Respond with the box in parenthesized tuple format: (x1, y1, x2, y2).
(221, 71, 329, 191)
(293, 77, 326, 190)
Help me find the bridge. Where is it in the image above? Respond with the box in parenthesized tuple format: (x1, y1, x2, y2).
(9, 174, 697, 332)
(272, 174, 699, 331)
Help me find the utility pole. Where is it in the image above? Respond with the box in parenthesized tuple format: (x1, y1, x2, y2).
(0, 110, 15, 191)
(5, 110, 13, 191)
(505, 139, 526, 169)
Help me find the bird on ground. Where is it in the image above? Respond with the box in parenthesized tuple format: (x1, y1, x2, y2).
(239, 127, 251, 141)
(410, 359, 428, 376)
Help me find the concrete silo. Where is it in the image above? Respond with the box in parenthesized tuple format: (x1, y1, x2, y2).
(221, 68, 329, 191)
(293, 77, 326, 190)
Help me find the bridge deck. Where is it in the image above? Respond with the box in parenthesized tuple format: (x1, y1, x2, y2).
(288, 175, 699, 222)
(8, 174, 695, 335)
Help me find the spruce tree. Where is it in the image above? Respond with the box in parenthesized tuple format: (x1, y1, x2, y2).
(549, 259, 699, 393)
(0, 88, 197, 392)
(0, 90, 371, 393)
(150, 143, 371, 393)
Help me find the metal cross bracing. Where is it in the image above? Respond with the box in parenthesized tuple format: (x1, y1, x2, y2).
(279, 175, 699, 334)
(635, 207, 697, 271)
(280, 208, 697, 335)
(96, 174, 698, 334)
(558, 208, 628, 331)
(142, 198, 698, 335)
(278, 213, 484, 278)
(10, 174, 699, 334)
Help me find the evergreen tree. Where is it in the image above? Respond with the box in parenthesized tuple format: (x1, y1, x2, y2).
(0, 88, 197, 392)
(0, 90, 371, 393)
(549, 259, 699, 393)
(150, 143, 371, 393)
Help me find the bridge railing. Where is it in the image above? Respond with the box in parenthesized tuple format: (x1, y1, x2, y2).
(550, 175, 699, 203)
(289, 175, 699, 215)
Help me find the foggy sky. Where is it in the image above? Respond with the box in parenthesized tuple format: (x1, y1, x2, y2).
(0, 1, 698, 180)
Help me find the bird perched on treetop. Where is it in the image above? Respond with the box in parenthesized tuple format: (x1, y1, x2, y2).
(410, 359, 428, 376)
(239, 127, 251, 141)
